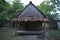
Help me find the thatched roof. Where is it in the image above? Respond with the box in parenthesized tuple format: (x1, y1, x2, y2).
(12, 1, 49, 21)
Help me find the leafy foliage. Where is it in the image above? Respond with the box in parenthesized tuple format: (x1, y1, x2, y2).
(0, 0, 24, 20)
(37, 0, 59, 19)
(0, 0, 24, 27)
(10, 0, 24, 18)
(0, 0, 10, 12)
(37, 1, 53, 14)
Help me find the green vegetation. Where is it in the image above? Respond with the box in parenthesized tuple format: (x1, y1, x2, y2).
(48, 30, 60, 40)
(0, 27, 60, 40)
(37, 0, 60, 19)
(0, 0, 60, 40)
(0, 27, 21, 40)
(0, 0, 60, 27)
(0, 30, 13, 39)
(0, 0, 24, 27)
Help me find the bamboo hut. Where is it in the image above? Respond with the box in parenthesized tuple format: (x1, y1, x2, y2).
(11, 1, 49, 31)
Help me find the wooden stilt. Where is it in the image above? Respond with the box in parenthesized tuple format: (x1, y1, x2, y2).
(42, 21, 46, 37)
(42, 22, 44, 31)
(18, 22, 20, 30)
(17, 22, 19, 30)
(15, 22, 16, 28)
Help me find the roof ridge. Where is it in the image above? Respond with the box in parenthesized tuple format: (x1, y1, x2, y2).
(15, 1, 47, 18)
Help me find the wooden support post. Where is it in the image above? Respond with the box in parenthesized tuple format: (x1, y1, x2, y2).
(17, 21, 20, 30)
(42, 21, 45, 31)
(17, 22, 19, 30)
(42, 22, 44, 31)
(42, 21, 46, 37)
(44, 21, 46, 32)
(18, 22, 20, 30)
(15, 22, 16, 28)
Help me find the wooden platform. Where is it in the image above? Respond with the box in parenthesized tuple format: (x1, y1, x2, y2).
(14, 31, 45, 36)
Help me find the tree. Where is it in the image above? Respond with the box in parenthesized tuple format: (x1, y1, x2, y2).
(50, 0, 60, 11)
(12, 0, 24, 13)
(7, 0, 24, 19)
(0, 0, 24, 21)
(50, 0, 60, 19)
(0, 0, 10, 12)
(0, 0, 24, 27)
(37, 1, 53, 15)
(0, 0, 10, 27)
(37, 0, 59, 19)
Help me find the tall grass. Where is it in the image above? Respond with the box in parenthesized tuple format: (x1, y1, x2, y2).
(48, 30, 60, 40)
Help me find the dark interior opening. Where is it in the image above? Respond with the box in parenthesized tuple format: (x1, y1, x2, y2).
(25, 21, 42, 31)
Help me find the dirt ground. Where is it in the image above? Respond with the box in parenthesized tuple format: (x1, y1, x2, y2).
(0, 27, 59, 40)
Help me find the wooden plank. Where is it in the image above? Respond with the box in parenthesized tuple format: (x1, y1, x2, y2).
(14, 31, 45, 35)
